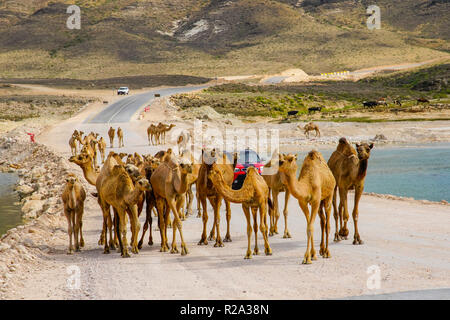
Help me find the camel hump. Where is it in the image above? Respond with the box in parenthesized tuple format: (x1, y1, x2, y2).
(338, 137, 349, 145)
(307, 150, 322, 161)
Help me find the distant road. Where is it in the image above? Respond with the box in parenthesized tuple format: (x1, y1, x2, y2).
(87, 85, 208, 123)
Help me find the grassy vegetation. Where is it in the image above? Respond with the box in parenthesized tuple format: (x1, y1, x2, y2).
(172, 63, 450, 120)
(0, 95, 91, 121)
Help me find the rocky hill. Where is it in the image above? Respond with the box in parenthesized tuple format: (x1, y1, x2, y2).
(0, 0, 448, 79)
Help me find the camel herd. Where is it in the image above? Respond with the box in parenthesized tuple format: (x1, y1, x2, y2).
(64, 127, 373, 264)
(147, 122, 176, 145)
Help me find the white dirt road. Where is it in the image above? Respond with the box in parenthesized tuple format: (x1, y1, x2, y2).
(4, 91, 450, 300)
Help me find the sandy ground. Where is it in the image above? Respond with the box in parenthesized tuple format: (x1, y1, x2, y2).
(2, 87, 450, 300)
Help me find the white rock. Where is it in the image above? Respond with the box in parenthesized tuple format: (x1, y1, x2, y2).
(15, 185, 34, 198)
(0, 243, 11, 252)
(21, 200, 45, 214)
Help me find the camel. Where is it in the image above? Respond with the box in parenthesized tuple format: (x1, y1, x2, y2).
(69, 152, 99, 186)
(177, 130, 192, 156)
(278, 151, 336, 264)
(197, 149, 237, 247)
(138, 157, 161, 249)
(208, 165, 273, 259)
(150, 149, 192, 255)
(156, 123, 175, 145)
(61, 173, 86, 254)
(300, 122, 321, 138)
(147, 124, 157, 145)
(262, 153, 291, 238)
(327, 138, 374, 245)
(97, 162, 151, 257)
(108, 127, 115, 148)
(69, 131, 82, 156)
(98, 137, 107, 163)
(117, 127, 124, 148)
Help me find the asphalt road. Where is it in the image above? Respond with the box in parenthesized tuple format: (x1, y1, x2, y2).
(87, 85, 208, 123)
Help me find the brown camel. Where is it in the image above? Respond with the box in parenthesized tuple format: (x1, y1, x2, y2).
(138, 157, 161, 249)
(208, 165, 273, 259)
(69, 152, 99, 186)
(117, 127, 124, 148)
(97, 161, 151, 257)
(150, 149, 192, 255)
(108, 127, 115, 148)
(262, 153, 291, 238)
(300, 122, 321, 138)
(61, 173, 86, 254)
(98, 137, 107, 163)
(328, 138, 374, 245)
(278, 151, 336, 264)
(197, 149, 236, 247)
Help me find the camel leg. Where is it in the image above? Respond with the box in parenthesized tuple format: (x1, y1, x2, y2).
(283, 190, 291, 238)
(318, 202, 326, 256)
(198, 196, 208, 245)
(251, 206, 259, 255)
(212, 198, 223, 247)
(169, 199, 189, 255)
(186, 185, 194, 216)
(65, 211, 74, 254)
(242, 205, 253, 259)
(170, 202, 179, 254)
(156, 198, 168, 252)
(73, 209, 81, 252)
(323, 196, 332, 258)
(208, 199, 218, 241)
(196, 187, 201, 218)
(177, 195, 186, 221)
(138, 219, 148, 250)
(298, 200, 317, 264)
(271, 189, 280, 236)
(260, 201, 272, 255)
(100, 202, 111, 254)
(339, 187, 350, 239)
(224, 200, 232, 242)
(110, 208, 117, 250)
(116, 209, 130, 258)
(352, 185, 364, 245)
(332, 186, 340, 242)
(79, 211, 85, 248)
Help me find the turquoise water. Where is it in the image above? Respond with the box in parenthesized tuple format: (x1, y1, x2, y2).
(295, 143, 450, 202)
(0, 173, 22, 236)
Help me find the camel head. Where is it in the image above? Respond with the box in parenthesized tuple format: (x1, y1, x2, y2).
(207, 163, 222, 183)
(355, 142, 374, 160)
(118, 152, 127, 160)
(278, 154, 298, 174)
(65, 173, 78, 188)
(69, 152, 92, 166)
(202, 148, 217, 165)
(179, 162, 193, 175)
(135, 177, 152, 192)
(125, 164, 141, 181)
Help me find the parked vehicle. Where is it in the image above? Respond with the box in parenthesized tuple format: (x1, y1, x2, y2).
(117, 87, 129, 95)
(228, 149, 264, 190)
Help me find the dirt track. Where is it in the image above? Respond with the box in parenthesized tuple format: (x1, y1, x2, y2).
(1, 89, 448, 300)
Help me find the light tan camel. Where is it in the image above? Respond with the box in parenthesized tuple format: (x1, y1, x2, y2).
(197, 149, 237, 247)
(69, 131, 83, 156)
(69, 152, 99, 186)
(208, 165, 273, 259)
(278, 151, 336, 264)
(108, 127, 115, 148)
(147, 124, 157, 145)
(117, 127, 124, 148)
(97, 162, 150, 257)
(328, 138, 374, 245)
(98, 137, 107, 163)
(150, 149, 192, 255)
(157, 123, 175, 145)
(262, 153, 291, 238)
(300, 122, 321, 138)
(61, 173, 86, 254)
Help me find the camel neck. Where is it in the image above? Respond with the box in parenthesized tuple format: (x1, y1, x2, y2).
(357, 158, 368, 180)
(212, 174, 251, 203)
(81, 165, 97, 186)
(281, 170, 307, 200)
(173, 169, 189, 194)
